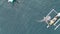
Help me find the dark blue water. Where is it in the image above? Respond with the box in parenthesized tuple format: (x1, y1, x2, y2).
(0, 0, 60, 34)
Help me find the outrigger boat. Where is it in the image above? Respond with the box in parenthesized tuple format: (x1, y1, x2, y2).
(40, 9, 60, 30)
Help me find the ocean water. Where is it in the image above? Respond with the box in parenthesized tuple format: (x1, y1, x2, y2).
(0, 0, 60, 34)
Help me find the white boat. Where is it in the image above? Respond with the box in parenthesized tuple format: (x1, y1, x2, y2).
(8, 0, 14, 3)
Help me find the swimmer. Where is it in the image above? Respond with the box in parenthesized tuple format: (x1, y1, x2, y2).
(40, 16, 51, 24)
